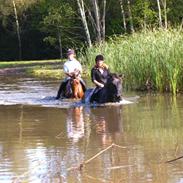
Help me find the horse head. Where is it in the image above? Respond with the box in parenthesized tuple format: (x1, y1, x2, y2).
(65, 72, 84, 99)
(91, 73, 123, 103)
(105, 73, 123, 102)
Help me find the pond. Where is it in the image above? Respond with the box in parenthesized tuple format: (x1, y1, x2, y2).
(0, 75, 183, 183)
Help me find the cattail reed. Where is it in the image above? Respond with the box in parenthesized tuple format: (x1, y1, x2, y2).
(80, 29, 183, 95)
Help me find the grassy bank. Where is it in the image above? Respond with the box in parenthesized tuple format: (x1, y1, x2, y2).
(0, 59, 65, 78)
(0, 59, 62, 69)
(28, 66, 64, 79)
(80, 29, 183, 95)
(0, 58, 87, 79)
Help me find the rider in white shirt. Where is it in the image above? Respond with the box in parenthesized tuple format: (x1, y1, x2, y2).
(56, 49, 86, 99)
(63, 57, 82, 78)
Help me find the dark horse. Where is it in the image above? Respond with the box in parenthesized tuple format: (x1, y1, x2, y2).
(88, 73, 123, 103)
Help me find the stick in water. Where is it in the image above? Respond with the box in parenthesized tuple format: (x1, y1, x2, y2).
(166, 155, 183, 163)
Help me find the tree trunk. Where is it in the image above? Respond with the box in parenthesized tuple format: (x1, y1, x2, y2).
(57, 28, 63, 59)
(143, 1, 147, 30)
(143, 13, 147, 30)
(156, 0, 163, 28)
(180, 18, 183, 31)
(161, 0, 167, 29)
(119, 0, 127, 32)
(127, 0, 134, 33)
(12, 0, 22, 60)
(87, 6, 97, 36)
(91, 0, 102, 43)
(101, 0, 106, 40)
(77, 0, 92, 47)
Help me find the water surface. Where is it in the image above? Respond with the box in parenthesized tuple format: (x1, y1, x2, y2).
(0, 75, 183, 183)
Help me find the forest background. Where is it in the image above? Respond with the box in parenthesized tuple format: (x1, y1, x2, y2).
(0, 0, 182, 60)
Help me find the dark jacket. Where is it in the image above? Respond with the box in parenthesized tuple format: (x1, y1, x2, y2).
(91, 66, 110, 85)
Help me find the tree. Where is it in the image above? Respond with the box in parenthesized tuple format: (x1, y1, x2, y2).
(119, 0, 127, 32)
(89, 0, 106, 42)
(1, 0, 183, 61)
(168, 0, 183, 26)
(101, 0, 106, 39)
(0, 0, 39, 60)
(127, 0, 134, 33)
(156, 0, 163, 28)
(12, 0, 22, 60)
(131, 0, 156, 29)
(76, 0, 92, 47)
(41, 1, 81, 58)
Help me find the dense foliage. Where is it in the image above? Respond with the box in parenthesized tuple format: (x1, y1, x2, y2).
(0, 0, 183, 61)
(81, 29, 183, 94)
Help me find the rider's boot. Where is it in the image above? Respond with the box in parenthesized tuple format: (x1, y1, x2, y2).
(56, 81, 66, 99)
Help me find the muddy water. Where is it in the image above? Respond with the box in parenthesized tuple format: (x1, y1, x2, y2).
(1, 76, 183, 183)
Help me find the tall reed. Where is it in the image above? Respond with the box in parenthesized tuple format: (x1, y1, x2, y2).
(80, 29, 183, 94)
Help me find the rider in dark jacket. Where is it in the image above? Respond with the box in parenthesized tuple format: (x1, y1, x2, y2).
(90, 55, 110, 102)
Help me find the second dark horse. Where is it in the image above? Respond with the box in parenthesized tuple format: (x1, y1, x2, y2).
(89, 73, 123, 103)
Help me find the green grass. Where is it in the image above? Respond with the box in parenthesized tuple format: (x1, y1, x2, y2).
(79, 29, 183, 95)
(0, 59, 65, 79)
(28, 66, 64, 79)
(0, 59, 89, 79)
(0, 59, 62, 69)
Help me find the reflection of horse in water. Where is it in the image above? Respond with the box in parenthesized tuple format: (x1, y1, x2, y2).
(66, 107, 84, 142)
(86, 73, 123, 104)
(90, 106, 123, 145)
(66, 106, 123, 144)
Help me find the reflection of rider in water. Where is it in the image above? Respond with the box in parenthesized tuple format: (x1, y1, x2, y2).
(56, 49, 86, 99)
(66, 107, 84, 143)
(92, 107, 122, 145)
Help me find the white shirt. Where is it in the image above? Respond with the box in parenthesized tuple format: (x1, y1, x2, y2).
(63, 58, 82, 73)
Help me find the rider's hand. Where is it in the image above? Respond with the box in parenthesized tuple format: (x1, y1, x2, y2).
(99, 83, 104, 88)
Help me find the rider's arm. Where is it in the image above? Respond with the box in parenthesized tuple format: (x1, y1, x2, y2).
(63, 63, 69, 76)
(91, 68, 104, 88)
(63, 62, 76, 77)
(65, 72, 73, 77)
(63, 61, 82, 77)
(93, 80, 104, 88)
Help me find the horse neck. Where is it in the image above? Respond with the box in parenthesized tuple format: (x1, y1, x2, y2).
(71, 78, 79, 90)
(71, 78, 84, 98)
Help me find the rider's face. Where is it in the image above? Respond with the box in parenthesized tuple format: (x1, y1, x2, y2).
(96, 60, 104, 67)
(68, 54, 75, 60)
